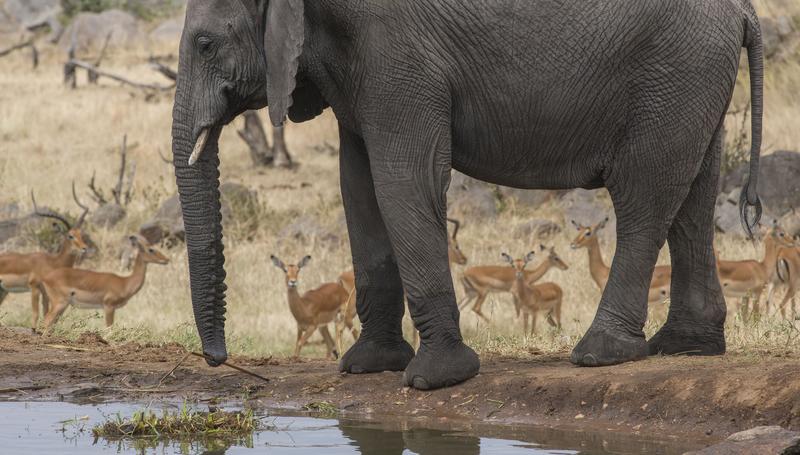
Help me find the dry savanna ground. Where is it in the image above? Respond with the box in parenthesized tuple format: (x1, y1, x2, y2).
(1, 3, 799, 361)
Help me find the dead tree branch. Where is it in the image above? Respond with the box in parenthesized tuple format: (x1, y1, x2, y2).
(157, 148, 173, 165)
(0, 39, 38, 69)
(88, 171, 107, 205)
(65, 59, 175, 91)
(148, 56, 177, 81)
(88, 32, 113, 84)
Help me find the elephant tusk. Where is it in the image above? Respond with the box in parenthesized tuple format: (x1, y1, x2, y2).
(188, 128, 210, 166)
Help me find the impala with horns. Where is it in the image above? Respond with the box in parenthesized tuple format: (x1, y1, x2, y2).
(717, 222, 794, 317)
(504, 252, 563, 335)
(459, 244, 568, 321)
(570, 218, 671, 306)
(272, 255, 349, 360)
(40, 236, 170, 334)
(0, 190, 89, 329)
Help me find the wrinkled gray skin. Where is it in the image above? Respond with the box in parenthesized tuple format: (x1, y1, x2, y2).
(172, 0, 764, 390)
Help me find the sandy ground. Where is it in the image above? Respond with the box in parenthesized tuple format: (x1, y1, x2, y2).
(1, 327, 799, 451)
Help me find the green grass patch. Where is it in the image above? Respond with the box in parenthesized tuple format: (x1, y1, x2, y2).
(303, 401, 338, 418)
(92, 404, 261, 443)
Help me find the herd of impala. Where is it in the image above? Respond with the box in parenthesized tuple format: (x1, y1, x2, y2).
(2, 196, 799, 359)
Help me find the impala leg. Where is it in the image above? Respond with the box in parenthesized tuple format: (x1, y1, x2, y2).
(522, 311, 529, 336)
(104, 306, 115, 327)
(42, 298, 68, 337)
(471, 292, 491, 322)
(530, 311, 538, 336)
(296, 324, 318, 359)
(0, 287, 7, 306)
(319, 325, 339, 360)
(30, 283, 41, 330)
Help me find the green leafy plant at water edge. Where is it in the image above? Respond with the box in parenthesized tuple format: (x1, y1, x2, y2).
(303, 401, 338, 418)
(92, 404, 260, 441)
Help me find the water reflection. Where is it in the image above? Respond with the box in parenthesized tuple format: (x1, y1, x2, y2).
(0, 401, 698, 455)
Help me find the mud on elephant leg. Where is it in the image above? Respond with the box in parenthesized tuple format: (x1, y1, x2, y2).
(649, 129, 726, 356)
(337, 127, 414, 375)
(572, 141, 695, 367)
(368, 127, 479, 390)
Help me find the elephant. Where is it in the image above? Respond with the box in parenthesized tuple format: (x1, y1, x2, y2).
(172, 0, 764, 390)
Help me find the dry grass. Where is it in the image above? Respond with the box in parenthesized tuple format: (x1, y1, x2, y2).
(0, 12, 798, 360)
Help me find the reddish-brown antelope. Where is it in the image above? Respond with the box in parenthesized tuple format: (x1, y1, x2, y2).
(272, 255, 349, 360)
(717, 223, 794, 316)
(773, 245, 800, 319)
(503, 252, 563, 335)
(40, 236, 169, 334)
(0, 191, 89, 329)
(570, 218, 671, 306)
(458, 244, 568, 321)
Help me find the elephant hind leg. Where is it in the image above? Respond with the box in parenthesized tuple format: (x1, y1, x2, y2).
(572, 121, 709, 366)
(648, 126, 726, 357)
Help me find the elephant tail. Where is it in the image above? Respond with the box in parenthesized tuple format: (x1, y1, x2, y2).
(738, 1, 764, 238)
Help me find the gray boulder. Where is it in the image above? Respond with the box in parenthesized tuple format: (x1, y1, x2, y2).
(90, 203, 126, 228)
(760, 16, 799, 60)
(141, 183, 259, 245)
(684, 426, 800, 455)
(59, 9, 143, 53)
(447, 172, 498, 219)
(721, 150, 800, 218)
(4, 0, 60, 31)
(149, 17, 183, 44)
(513, 219, 561, 240)
(0, 202, 20, 220)
(277, 215, 340, 247)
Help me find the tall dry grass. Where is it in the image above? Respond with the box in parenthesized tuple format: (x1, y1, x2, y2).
(0, 9, 798, 359)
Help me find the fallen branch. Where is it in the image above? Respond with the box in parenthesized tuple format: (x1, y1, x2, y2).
(190, 351, 270, 383)
(65, 59, 174, 91)
(148, 56, 177, 81)
(0, 39, 38, 69)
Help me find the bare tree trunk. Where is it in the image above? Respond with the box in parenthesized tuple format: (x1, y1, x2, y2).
(237, 110, 274, 166)
(272, 126, 293, 168)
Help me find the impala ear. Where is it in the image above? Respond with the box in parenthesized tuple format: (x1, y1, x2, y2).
(501, 253, 513, 264)
(270, 255, 286, 272)
(525, 251, 536, 263)
(298, 255, 312, 269)
(265, 0, 305, 127)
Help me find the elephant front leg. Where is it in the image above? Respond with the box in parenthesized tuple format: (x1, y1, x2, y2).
(337, 126, 415, 375)
(367, 127, 479, 390)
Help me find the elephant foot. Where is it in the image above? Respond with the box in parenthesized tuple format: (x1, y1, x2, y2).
(402, 341, 479, 390)
(339, 338, 414, 374)
(571, 324, 647, 367)
(647, 323, 725, 356)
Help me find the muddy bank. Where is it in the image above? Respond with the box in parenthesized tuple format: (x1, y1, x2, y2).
(1, 327, 798, 448)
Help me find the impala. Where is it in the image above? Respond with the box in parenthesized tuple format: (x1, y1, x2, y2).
(717, 223, 794, 316)
(0, 191, 89, 329)
(458, 244, 568, 321)
(570, 218, 671, 306)
(272, 255, 349, 360)
(504, 252, 563, 335)
(774, 245, 800, 319)
(40, 236, 169, 334)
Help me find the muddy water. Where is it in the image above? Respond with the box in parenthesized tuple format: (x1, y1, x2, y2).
(0, 401, 700, 454)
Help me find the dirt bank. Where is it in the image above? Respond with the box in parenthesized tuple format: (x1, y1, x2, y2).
(1, 327, 798, 448)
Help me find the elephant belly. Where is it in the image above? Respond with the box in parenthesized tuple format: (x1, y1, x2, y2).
(0, 274, 30, 293)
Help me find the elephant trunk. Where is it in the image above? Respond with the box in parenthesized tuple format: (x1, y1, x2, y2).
(171, 70, 228, 367)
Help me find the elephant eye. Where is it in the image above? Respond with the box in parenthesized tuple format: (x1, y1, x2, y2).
(196, 36, 215, 57)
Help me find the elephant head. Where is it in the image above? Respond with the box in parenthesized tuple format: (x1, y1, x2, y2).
(172, 0, 326, 366)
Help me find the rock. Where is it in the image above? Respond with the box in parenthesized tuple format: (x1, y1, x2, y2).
(760, 16, 799, 60)
(149, 17, 183, 44)
(4, 0, 60, 30)
(0, 202, 20, 220)
(513, 219, 561, 240)
(140, 183, 259, 245)
(684, 426, 800, 455)
(277, 215, 340, 247)
(447, 172, 498, 219)
(59, 10, 143, 53)
(498, 187, 552, 209)
(715, 188, 745, 236)
(720, 151, 800, 219)
(89, 203, 126, 228)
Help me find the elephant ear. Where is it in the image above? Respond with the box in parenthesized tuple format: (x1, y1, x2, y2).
(265, 0, 305, 127)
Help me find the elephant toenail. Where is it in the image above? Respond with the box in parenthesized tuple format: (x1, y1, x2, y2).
(412, 376, 430, 390)
(582, 353, 598, 367)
